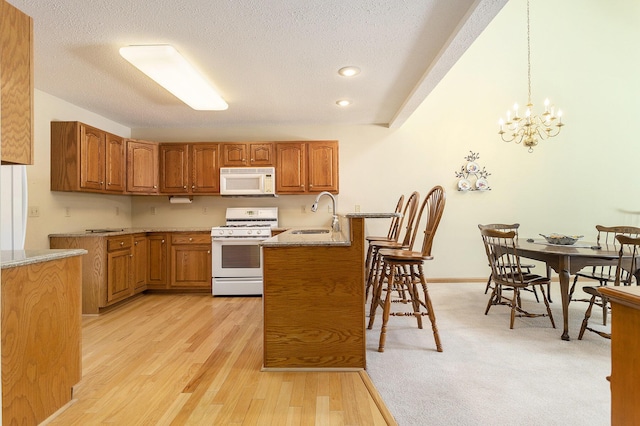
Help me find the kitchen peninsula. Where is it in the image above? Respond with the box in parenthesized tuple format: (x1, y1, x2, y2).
(1, 249, 86, 424)
(261, 213, 397, 370)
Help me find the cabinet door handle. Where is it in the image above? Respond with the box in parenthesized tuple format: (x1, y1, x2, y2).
(191, 185, 195, 189)
(120, 241, 124, 246)
(153, 185, 157, 189)
(161, 239, 165, 243)
(183, 185, 187, 189)
(134, 241, 138, 245)
(100, 181, 104, 185)
(130, 254, 133, 258)
(189, 238, 193, 242)
(108, 182, 111, 186)
(207, 250, 211, 254)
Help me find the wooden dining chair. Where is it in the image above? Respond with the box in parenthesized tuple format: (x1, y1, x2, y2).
(367, 185, 445, 352)
(365, 191, 419, 300)
(578, 234, 640, 340)
(479, 227, 555, 330)
(569, 225, 640, 324)
(478, 223, 539, 302)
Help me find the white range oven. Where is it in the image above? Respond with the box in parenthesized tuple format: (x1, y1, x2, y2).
(211, 207, 277, 296)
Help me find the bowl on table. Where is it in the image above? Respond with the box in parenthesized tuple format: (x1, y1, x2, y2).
(539, 233, 584, 245)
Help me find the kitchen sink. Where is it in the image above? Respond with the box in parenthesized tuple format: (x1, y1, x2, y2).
(291, 229, 330, 235)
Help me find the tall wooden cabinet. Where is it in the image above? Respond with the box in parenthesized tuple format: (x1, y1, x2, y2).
(0, 0, 33, 165)
(50, 121, 125, 193)
(276, 141, 338, 194)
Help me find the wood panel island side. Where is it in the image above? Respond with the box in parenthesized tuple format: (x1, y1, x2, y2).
(261, 213, 397, 370)
(1, 249, 86, 425)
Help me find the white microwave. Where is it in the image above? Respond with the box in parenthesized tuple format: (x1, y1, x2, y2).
(220, 167, 276, 196)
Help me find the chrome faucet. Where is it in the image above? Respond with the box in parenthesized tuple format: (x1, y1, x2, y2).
(311, 191, 340, 232)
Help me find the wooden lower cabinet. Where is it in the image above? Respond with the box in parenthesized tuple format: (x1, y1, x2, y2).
(147, 233, 169, 290)
(50, 230, 212, 313)
(170, 233, 212, 289)
(133, 234, 147, 292)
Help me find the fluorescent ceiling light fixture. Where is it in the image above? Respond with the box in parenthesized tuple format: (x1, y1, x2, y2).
(338, 66, 360, 77)
(119, 44, 228, 111)
(336, 99, 351, 107)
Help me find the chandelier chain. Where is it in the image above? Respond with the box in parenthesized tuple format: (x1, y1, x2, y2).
(527, 0, 531, 104)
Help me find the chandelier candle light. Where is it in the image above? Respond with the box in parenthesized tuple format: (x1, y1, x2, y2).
(498, 0, 564, 152)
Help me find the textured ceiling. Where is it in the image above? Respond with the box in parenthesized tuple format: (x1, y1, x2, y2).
(10, 0, 507, 129)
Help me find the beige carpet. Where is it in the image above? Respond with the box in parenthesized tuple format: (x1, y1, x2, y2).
(365, 282, 611, 426)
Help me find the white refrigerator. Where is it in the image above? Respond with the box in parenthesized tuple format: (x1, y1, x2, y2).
(1, 165, 28, 250)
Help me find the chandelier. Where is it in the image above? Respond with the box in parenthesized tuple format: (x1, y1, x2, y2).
(498, 0, 564, 152)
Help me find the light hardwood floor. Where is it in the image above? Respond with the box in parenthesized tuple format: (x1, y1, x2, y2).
(44, 293, 396, 425)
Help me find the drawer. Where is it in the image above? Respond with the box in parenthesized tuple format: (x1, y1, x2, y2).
(107, 236, 133, 251)
(171, 233, 210, 245)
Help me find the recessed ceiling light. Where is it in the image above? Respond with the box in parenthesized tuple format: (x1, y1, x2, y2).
(338, 66, 361, 77)
(336, 99, 351, 107)
(119, 44, 228, 111)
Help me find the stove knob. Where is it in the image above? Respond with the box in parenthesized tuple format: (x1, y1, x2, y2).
(256, 230, 262, 235)
(218, 230, 224, 236)
(227, 230, 233, 235)
(247, 230, 253, 235)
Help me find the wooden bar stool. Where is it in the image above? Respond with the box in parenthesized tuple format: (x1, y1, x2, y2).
(365, 192, 420, 300)
(368, 186, 446, 352)
(364, 194, 404, 289)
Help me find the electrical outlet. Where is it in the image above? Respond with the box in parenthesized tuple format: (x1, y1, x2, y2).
(202, 207, 208, 215)
(327, 205, 331, 213)
(28, 206, 40, 217)
(115, 207, 120, 216)
(355, 205, 361, 212)
(150, 206, 156, 215)
(301, 205, 306, 213)
(65, 207, 71, 217)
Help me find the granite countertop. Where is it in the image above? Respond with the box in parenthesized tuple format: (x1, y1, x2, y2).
(261, 212, 399, 247)
(345, 212, 402, 219)
(49, 227, 213, 238)
(1, 249, 88, 269)
(261, 227, 350, 247)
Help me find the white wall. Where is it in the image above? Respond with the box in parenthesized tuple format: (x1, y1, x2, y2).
(25, 0, 640, 280)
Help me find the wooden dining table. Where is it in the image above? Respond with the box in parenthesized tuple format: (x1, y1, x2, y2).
(515, 240, 620, 341)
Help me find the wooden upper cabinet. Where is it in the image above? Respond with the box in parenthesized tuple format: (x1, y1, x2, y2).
(249, 143, 274, 166)
(191, 143, 219, 193)
(221, 142, 274, 167)
(159, 143, 189, 194)
(51, 121, 126, 194)
(276, 142, 306, 194)
(79, 124, 105, 191)
(159, 143, 219, 195)
(276, 141, 338, 194)
(307, 141, 338, 193)
(105, 133, 126, 192)
(126, 140, 158, 194)
(0, 0, 33, 165)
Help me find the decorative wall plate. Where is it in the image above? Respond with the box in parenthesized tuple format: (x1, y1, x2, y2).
(458, 179, 471, 191)
(476, 178, 489, 190)
(466, 162, 479, 173)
